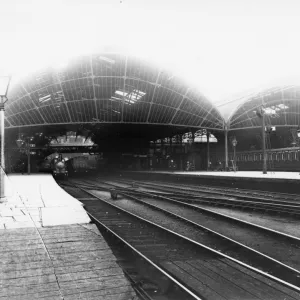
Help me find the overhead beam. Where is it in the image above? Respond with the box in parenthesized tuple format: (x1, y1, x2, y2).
(121, 55, 128, 122)
(5, 120, 224, 131)
(169, 87, 190, 124)
(199, 105, 214, 127)
(90, 54, 99, 120)
(146, 69, 162, 123)
(53, 72, 73, 122)
(20, 83, 48, 125)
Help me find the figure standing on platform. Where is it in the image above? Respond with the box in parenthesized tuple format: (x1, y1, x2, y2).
(186, 161, 190, 171)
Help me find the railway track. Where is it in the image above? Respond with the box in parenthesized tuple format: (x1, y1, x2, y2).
(67, 177, 300, 237)
(99, 178, 300, 216)
(70, 178, 300, 280)
(60, 182, 202, 300)
(115, 177, 300, 202)
(89, 216, 196, 300)
(113, 177, 300, 202)
(61, 180, 300, 300)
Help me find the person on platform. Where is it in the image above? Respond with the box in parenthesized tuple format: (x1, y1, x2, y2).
(186, 161, 190, 171)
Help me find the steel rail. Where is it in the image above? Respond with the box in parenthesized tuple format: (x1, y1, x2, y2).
(79, 180, 300, 277)
(118, 190, 300, 277)
(115, 179, 300, 206)
(68, 178, 300, 243)
(106, 179, 300, 215)
(113, 178, 300, 202)
(95, 179, 300, 242)
(85, 216, 195, 300)
(68, 181, 300, 294)
(83, 212, 203, 299)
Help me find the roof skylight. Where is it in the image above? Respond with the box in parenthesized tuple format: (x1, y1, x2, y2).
(277, 104, 288, 109)
(115, 90, 128, 97)
(98, 56, 115, 64)
(110, 89, 146, 105)
(39, 94, 51, 103)
(253, 103, 289, 116)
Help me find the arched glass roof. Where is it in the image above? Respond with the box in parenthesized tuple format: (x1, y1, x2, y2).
(216, 85, 300, 130)
(5, 53, 224, 131)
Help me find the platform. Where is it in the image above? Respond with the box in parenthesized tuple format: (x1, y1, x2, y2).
(0, 173, 137, 300)
(130, 170, 300, 180)
(122, 170, 300, 193)
(1, 174, 90, 228)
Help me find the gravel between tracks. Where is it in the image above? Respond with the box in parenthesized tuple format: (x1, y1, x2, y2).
(65, 179, 300, 273)
(136, 196, 300, 271)
(113, 178, 300, 202)
(193, 205, 300, 239)
(87, 189, 300, 285)
(81, 178, 300, 239)
(61, 183, 300, 300)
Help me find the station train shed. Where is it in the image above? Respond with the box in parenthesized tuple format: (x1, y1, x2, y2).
(1, 52, 300, 300)
(3, 52, 300, 172)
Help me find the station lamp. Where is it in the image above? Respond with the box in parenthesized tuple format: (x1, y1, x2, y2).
(16, 137, 24, 149)
(297, 127, 300, 138)
(231, 137, 237, 148)
(0, 75, 11, 200)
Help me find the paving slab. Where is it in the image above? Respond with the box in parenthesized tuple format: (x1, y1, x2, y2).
(0, 224, 135, 299)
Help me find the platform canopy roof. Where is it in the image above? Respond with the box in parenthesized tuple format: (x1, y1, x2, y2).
(5, 53, 225, 133)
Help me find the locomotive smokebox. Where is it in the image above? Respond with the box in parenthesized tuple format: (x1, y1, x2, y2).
(56, 161, 65, 169)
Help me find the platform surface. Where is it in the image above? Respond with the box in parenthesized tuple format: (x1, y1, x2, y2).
(0, 174, 90, 228)
(132, 170, 300, 180)
(0, 174, 136, 299)
(0, 224, 136, 300)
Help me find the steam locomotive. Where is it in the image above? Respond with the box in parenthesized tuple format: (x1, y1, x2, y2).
(50, 154, 68, 178)
(38, 153, 101, 176)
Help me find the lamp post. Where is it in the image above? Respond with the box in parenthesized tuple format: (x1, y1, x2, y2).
(297, 128, 300, 175)
(224, 126, 229, 171)
(0, 75, 11, 200)
(231, 136, 237, 172)
(206, 131, 210, 171)
(256, 107, 267, 174)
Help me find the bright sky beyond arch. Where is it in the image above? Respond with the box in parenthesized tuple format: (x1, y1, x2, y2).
(1, 0, 300, 103)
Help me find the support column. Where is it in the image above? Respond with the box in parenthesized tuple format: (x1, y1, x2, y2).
(0, 108, 4, 171)
(225, 128, 228, 171)
(27, 144, 31, 175)
(179, 134, 183, 170)
(262, 111, 267, 174)
(191, 131, 195, 170)
(0, 107, 5, 198)
(206, 131, 210, 171)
